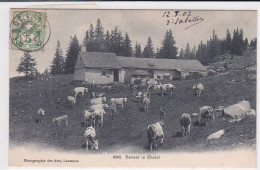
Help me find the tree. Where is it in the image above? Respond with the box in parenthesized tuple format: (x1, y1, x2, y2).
(143, 36, 155, 58)
(184, 43, 191, 59)
(231, 28, 243, 56)
(103, 31, 111, 52)
(86, 24, 95, 52)
(226, 29, 232, 52)
(64, 35, 81, 74)
(43, 68, 49, 75)
(16, 52, 37, 77)
(244, 38, 249, 50)
(178, 48, 184, 58)
(50, 40, 64, 74)
(134, 42, 143, 58)
(158, 30, 178, 59)
(94, 18, 104, 52)
(123, 32, 133, 57)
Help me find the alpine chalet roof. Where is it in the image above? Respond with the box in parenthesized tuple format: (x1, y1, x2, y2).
(78, 52, 207, 71)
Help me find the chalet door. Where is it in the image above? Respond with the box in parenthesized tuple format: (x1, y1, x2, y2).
(148, 70, 154, 78)
(114, 70, 119, 82)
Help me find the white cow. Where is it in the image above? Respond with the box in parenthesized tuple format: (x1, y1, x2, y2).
(84, 126, 98, 150)
(67, 96, 76, 108)
(74, 87, 88, 98)
(136, 92, 148, 102)
(84, 110, 96, 127)
(90, 97, 107, 105)
(89, 103, 109, 112)
(160, 84, 176, 96)
(199, 106, 215, 125)
(53, 115, 68, 126)
(193, 83, 204, 97)
(110, 98, 127, 109)
(143, 97, 150, 112)
(93, 109, 106, 127)
(147, 122, 164, 150)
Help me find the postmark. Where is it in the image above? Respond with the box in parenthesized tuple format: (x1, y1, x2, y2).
(10, 10, 51, 52)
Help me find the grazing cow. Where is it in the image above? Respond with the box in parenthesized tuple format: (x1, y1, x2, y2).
(143, 97, 150, 112)
(90, 97, 107, 105)
(180, 113, 191, 136)
(193, 83, 204, 97)
(84, 126, 98, 150)
(110, 98, 127, 109)
(84, 110, 96, 127)
(160, 84, 176, 96)
(147, 122, 164, 151)
(159, 107, 166, 120)
(146, 79, 159, 91)
(74, 87, 88, 98)
(199, 106, 215, 125)
(91, 92, 105, 99)
(36, 108, 45, 123)
(93, 109, 106, 127)
(53, 115, 68, 126)
(136, 92, 148, 102)
(110, 101, 118, 118)
(67, 96, 76, 108)
(89, 103, 109, 112)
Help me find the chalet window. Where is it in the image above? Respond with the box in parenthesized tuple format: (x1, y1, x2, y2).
(101, 70, 112, 77)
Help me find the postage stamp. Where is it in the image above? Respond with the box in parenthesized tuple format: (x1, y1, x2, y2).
(10, 10, 47, 52)
(7, 6, 257, 169)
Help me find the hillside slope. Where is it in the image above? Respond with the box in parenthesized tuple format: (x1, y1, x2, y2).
(9, 50, 256, 153)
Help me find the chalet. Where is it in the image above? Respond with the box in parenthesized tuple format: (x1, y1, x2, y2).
(74, 48, 207, 84)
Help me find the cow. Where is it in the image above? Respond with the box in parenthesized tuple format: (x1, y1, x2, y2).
(89, 103, 109, 112)
(84, 126, 98, 150)
(180, 113, 191, 136)
(143, 97, 150, 112)
(147, 122, 164, 151)
(159, 107, 166, 120)
(193, 83, 204, 97)
(110, 98, 127, 109)
(199, 106, 215, 125)
(110, 101, 118, 118)
(160, 84, 176, 96)
(90, 97, 107, 105)
(84, 110, 96, 127)
(74, 87, 88, 99)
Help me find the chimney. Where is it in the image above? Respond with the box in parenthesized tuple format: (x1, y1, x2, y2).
(81, 46, 86, 52)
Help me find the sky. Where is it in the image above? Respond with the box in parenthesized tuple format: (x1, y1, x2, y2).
(9, 9, 257, 77)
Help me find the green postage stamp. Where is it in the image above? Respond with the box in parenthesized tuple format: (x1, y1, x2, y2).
(10, 10, 46, 52)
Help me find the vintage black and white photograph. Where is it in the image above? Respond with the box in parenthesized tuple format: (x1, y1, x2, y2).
(9, 8, 257, 168)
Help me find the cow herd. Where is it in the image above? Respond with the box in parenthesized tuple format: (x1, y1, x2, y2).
(35, 78, 253, 151)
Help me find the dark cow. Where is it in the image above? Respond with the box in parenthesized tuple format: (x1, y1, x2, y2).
(180, 113, 191, 136)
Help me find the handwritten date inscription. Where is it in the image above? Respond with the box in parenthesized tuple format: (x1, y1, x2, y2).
(162, 11, 204, 30)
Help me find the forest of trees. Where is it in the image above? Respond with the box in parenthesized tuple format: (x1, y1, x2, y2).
(42, 19, 257, 75)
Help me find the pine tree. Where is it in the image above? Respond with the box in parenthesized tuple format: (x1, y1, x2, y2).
(184, 43, 191, 59)
(83, 30, 89, 47)
(86, 24, 95, 52)
(190, 46, 196, 59)
(179, 48, 184, 58)
(134, 42, 142, 58)
(143, 36, 155, 58)
(226, 29, 232, 52)
(64, 35, 81, 74)
(110, 27, 119, 54)
(231, 28, 243, 56)
(158, 30, 178, 59)
(16, 52, 37, 77)
(94, 18, 104, 52)
(103, 31, 111, 52)
(50, 40, 64, 74)
(123, 33, 133, 57)
(244, 38, 249, 50)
